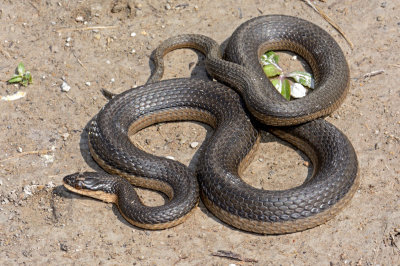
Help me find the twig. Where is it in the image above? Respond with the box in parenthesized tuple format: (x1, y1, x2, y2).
(0, 149, 52, 163)
(211, 250, 258, 263)
(63, 93, 75, 103)
(389, 64, 400, 68)
(72, 51, 87, 71)
(56, 25, 118, 33)
(363, 70, 385, 79)
(303, 0, 354, 49)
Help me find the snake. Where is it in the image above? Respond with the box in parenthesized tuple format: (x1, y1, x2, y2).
(63, 15, 359, 234)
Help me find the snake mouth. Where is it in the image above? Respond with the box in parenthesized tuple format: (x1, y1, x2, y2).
(63, 172, 118, 203)
(63, 172, 105, 190)
(63, 173, 86, 189)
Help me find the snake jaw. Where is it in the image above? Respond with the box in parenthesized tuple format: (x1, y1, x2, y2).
(63, 172, 105, 191)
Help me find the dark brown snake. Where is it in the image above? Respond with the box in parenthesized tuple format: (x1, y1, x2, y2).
(63, 15, 359, 234)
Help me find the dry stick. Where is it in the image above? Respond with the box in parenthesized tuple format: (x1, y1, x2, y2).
(56, 25, 118, 33)
(211, 250, 258, 263)
(0, 149, 53, 163)
(363, 70, 385, 79)
(303, 0, 354, 49)
(72, 51, 87, 71)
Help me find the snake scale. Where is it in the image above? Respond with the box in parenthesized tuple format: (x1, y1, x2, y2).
(63, 15, 359, 234)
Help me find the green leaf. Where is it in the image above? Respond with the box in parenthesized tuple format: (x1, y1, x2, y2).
(270, 78, 291, 101)
(281, 79, 291, 100)
(8, 76, 23, 83)
(263, 64, 281, 78)
(287, 71, 314, 89)
(271, 79, 281, 91)
(265, 51, 279, 64)
(21, 79, 28, 87)
(24, 72, 33, 84)
(261, 51, 280, 66)
(17, 62, 25, 76)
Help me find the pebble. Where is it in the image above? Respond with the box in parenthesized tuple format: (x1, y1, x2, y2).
(23, 185, 37, 197)
(190, 142, 199, 148)
(17, 147, 23, 153)
(61, 133, 70, 141)
(61, 81, 71, 92)
(75, 16, 84, 22)
(93, 33, 101, 40)
(60, 243, 68, 252)
(380, 2, 387, 8)
(130, 32, 136, 37)
(374, 142, 381, 150)
(166, 156, 175, 160)
(165, 4, 171, 10)
(85, 81, 91, 86)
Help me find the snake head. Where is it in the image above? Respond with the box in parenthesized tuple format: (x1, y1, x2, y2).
(63, 172, 106, 191)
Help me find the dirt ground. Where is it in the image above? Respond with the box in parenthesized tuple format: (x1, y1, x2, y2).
(0, 0, 399, 265)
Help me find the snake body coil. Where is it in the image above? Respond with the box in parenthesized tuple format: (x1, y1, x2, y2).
(63, 15, 359, 234)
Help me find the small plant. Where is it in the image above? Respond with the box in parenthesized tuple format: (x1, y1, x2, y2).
(7, 62, 33, 87)
(261, 51, 314, 100)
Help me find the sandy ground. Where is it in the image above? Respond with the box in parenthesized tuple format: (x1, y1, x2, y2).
(0, 0, 399, 265)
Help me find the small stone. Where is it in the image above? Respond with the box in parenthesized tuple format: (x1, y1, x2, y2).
(85, 81, 91, 86)
(93, 33, 101, 40)
(60, 243, 68, 252)
(165, 4, 171, 10)
(190, 142, 199, 149)
(61, 81, 71, 92)
(303, 161, 310, 167)
(376, 16, 383, 21)
(130, 32, 136, 37)
(17, 147, 23, 153)
(66, 37, 72, 42)
(106, 60, 111, 64)
(380, 2, 387, 8)
(110, 78, 115, 83)
(131, 49, 136, 54)
(61, 133, 70, 141)
(75, 16, 84, 22)
(166, 156, 175, 160)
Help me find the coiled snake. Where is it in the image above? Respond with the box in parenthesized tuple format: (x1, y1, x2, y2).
(63, 15, 359, 234)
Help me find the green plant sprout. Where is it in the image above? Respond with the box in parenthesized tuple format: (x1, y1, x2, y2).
(261, 51, 314, 101)
(7, 62, 33, 87)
